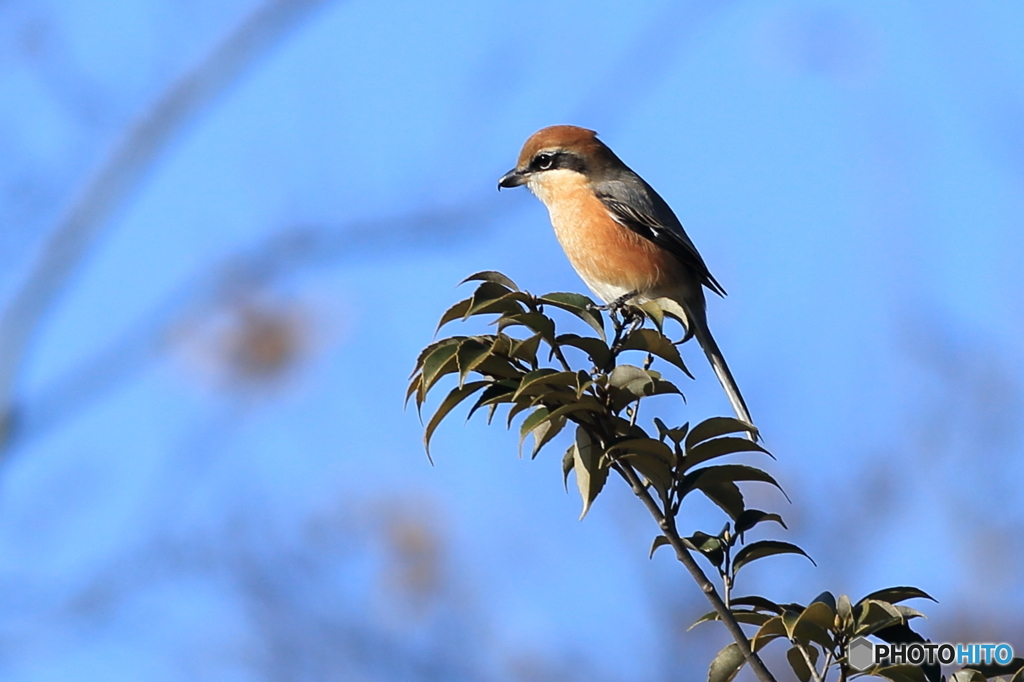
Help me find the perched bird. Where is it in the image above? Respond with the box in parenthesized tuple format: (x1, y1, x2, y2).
(498, 125, 753, 430)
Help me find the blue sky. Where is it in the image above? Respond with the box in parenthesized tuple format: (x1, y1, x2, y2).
(1, 1, 1023, 680)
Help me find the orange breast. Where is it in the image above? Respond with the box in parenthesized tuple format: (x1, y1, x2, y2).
(528, 170, 681, 303)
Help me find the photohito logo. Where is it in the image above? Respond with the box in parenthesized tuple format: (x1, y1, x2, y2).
(847, 637, 1015, 671)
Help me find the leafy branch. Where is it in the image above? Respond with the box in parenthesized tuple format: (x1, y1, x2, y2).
(408, 271, 1021, 682)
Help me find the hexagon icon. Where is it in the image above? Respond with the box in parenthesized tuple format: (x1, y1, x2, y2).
(848, 637, 874, 671)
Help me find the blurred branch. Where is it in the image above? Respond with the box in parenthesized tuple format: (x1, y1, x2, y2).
(3, 202, 499, 455)
(0, 0, 331, 446)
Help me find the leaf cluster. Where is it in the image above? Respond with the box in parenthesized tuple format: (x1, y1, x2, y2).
(409, 272, 1018, 682)
(408, 272, 772, 522)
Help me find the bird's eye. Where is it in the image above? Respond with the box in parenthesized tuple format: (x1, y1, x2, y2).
(535, 153, 554, 170)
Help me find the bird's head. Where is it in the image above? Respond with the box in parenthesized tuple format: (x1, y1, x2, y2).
(498, 125, 614, 194)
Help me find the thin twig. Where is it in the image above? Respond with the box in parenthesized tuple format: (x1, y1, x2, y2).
(796, 642, 825, 682)
(611, 459, 779, 682)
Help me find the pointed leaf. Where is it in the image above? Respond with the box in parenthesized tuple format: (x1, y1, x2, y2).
(510, 333, 543, 367)
(733, 540, 815, 574)
(466, 380, 518, 419)
(423, 381, 489, 460)
(557, 333, 611, 369)
(513, 369, 576, 400)
(734, 510, 787, 534)
(731, 596, 784, 614)
(620, 328, 693, 376)
(539, 292, 605, 340)
(686, 416, 760, 450)
(456, 338, 493, 386)
(707, 642, 746, 682)
(679, 465, 788, 501)
(649, 535, 670, 559)
(859, 587, 937, 606)
(573, 428, 607, 519)
(787, 645, 817, 682)
(421, 340, 462, 394)
(459, 270, 519, 290)
(699, 480, 746, 520)
(562, 444, 575, 491)
(497, 312, 555, 342)
(530, 414, 567, 458)
(683, 436, 773, 471)
(518, 406, 551, 455)
(653, 417, 689, 445)
(435, 298, 473, 333)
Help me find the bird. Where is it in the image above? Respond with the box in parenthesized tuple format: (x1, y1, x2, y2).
(497, 125, 753, 432)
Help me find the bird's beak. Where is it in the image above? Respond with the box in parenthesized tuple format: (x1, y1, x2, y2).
(498, 168, 527, 190)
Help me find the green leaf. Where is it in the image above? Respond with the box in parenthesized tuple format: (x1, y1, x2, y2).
(791, 603, 835, 650)
(700, 480, 745, 520)
(607, 438, 675, 464)
(420, 340, 463, 396)
(752, 615, 787, 650)
(653, 417, 689, 445)
(530, 413, 567, 458)
(511, 368, 561, 396)
(730, 596, 784, 614)
(734, 510, 787, 534)
(456, 338, 493, 386)
(519, 406, 552, 455)
(707, 642, 746, 682)
(685, 416, 762, 451)
(463, 281, 515, 317)
(556, 333, 611, 369)
(895, 605, 927, 621)
(859, 587, 937, 606)
(539, 292, 605, 340)
(573, 428, 607, 520)
(809, 591, 837, 614)
(562, 444, 575, 491)
(854, 599, 904, 636)
(679, 465, 788, 502)
(798, 599, 836, 631)
(466, 292, 528, 318)
(689, 610, 773, 630)
(609, 364, 654, 389)
(459, 270, 520, 290)
(607, 365, 681, 411)
(434, 298, 472, 333)
(636, 300, 665, 332)
(732, 540, 815, 574)
(423, 381, 489, 460)
(497, 312, 555, 343)
(787, 645, 817, 682)
(683, 436, 773, 472)
(649, 535, 670, 559)
(620, 328, 693, 376)
(466, 380, 518, 419)
(685, 531, 724, 568)
(624, 453, 674, 500)
(510, 333, 543, 367)
(647, 296, 688, 325)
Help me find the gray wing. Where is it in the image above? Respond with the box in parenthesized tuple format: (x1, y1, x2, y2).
(592, 173, 726, 297)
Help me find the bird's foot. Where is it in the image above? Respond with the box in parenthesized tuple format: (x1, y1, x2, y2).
(593, 290, 639, 313)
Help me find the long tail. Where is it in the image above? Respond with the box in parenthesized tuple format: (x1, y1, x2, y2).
(688, 312, 756, 440)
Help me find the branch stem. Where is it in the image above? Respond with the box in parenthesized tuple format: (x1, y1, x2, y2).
(611, 460, 778, 682)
